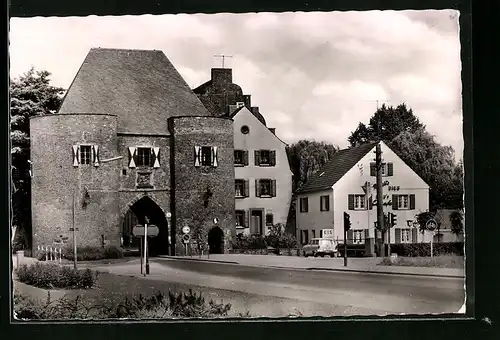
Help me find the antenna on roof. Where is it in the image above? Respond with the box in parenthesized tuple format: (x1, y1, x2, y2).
(214, 54, 233, 68)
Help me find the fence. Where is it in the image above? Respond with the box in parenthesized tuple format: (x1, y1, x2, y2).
(37, 245, 63, 264)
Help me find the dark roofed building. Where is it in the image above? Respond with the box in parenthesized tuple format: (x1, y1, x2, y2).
(30, 48, 236, 257)
(59, 48, 210, 134)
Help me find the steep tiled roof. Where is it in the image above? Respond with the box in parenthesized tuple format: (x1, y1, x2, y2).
(296, 142, 378, 194)
(58, 48, 210, 134)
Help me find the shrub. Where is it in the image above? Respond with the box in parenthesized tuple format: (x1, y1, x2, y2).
(15, 262, 97, 289)
(14, 289, 232, 320)
(378, 255, 464, 268)
(62, 245, 124, 261)
(233, 234, 267, 250)
(384, 242, 464, 257)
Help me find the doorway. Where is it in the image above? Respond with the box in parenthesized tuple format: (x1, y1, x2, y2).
(250, 209, 264, 235)
(208, 227, 224, 254)
(122, 196, 169, 256)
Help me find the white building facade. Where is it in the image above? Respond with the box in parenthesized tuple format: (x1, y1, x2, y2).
(296, 141, 433, 247)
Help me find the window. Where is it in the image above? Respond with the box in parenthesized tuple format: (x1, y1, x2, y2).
(398, 195, 409, 209)
(401, 229, 411, 243)
(234, 150, 244, 165)
(312, 230, 316, 238)
(353, 230, 364, 244)
(235, 210, 245, 228)
(320, 195, 330, 211)
(241, 125, 250, 134)
(254, 150, 276, 166)
(80, 145, 92, 165)
(235, 179, 246, 198)
(354, 194, 366, 210)
(299, 197, 309, 213)
(136, 147, 152, 167)
(370, 162, 393, 176)
(255, 179, 276, 197)
(266, 213, 274, 226)
(301, 230, 309, 245)
(201, 146, 212, 166)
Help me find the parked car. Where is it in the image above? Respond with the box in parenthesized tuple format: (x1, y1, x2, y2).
(302, 238, 338, 257)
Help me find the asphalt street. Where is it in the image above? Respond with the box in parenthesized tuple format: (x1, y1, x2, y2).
(126, 258, 465, 315)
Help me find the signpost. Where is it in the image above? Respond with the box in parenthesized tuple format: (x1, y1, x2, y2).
(132, 218, 158, 275)
(426, 219, 437, 257)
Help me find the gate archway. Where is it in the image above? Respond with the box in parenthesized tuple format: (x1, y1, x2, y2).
(121, 196, 169, 256)
(208, 227, 224, 254)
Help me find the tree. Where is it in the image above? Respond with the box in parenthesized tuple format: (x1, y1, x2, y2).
(348, 103, 425, 147)
(347, 103, 463, 210)
(265, 223, 298, 255)
(415, 211, 436, 233)
(449, 211, 464, 237)
(10, 68, 65, 250)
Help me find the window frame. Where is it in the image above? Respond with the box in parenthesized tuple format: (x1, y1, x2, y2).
(200, 146, 212, 167)
(397, 194, 410, 210)
(136, 147, 153, 167)
(79, 145, 92, 165)
(299, 197, 309, 213)
(401, 228, 411, 243)
(234, 150, 244, 166)
(354, 194, 366, 210)
(235, 210, 245, 228)
(353, 230, 364, 244)
(320, 195, 330, 212)
(259, 179, 272, 197)
(259, 150, 271, 165)
(235, 179, 245, 198)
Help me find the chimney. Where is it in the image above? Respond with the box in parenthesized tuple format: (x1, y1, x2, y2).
(211, 68, 232, 88)
(268, 128, 276, 135)
(250, 106, 260, 115)
(243, 95, 251, 108)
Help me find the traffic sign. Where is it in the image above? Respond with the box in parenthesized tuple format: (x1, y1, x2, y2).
(166, 212, 172, 218)
(133, 224, 159, 237)
(182, 234, 191, 243)
(182, 226, 191, 234)
(425, 219, 437, 231)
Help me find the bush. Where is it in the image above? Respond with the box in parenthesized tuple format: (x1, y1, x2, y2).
(233, 234, 267, 250)
(378, 255, 464, 268)
(14, 289, 233, 320)
(62, 245, 124, 261)
(383, 242, 464, 257)
(15, 263, 97, 289)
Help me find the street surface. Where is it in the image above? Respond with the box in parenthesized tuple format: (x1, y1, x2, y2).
(91, 256, 465, 316)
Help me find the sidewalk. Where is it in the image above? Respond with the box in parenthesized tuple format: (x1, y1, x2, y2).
(157, 254, 465, 278)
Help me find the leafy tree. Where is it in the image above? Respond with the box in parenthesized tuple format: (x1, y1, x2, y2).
(347, 103, 463, 210)
(415, 211, 436, 233)
(10, 68, 65, 250)
(449, 211, 464, 237)
(285, 140, 339, 234)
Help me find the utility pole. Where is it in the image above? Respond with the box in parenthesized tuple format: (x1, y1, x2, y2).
(214, 54, 233, 69)
(375, 142, 385, 257)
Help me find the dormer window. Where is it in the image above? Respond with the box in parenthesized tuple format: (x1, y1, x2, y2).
(236, 102, 245, 108)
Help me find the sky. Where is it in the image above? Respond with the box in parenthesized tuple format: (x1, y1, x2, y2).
(9, 10, 463, 161)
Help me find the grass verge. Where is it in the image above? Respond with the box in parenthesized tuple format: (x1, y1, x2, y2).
(378, 255, 464, 269)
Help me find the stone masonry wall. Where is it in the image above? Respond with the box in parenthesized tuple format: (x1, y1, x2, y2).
(168, 116, 235, 255)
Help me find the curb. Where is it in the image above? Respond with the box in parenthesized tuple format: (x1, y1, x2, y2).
(157, 256, 239, 265)
(305, 267, 465, 279)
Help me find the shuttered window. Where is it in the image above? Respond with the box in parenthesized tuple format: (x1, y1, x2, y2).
(255, 149, 276, 166)
(195, 146, 219, 167)
(235, 210, 246, 228)
(349, 194, 366, 210)
(73, 144, 100, 167)
(255, 179, 276, 197)
(235, 179, 247, 198)
(393, 194, 415, 210)
(320, 195, 330, 211)
(299, 197, 309, 213)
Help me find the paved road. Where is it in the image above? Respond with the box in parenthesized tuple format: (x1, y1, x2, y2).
(96, 258, 465, 315)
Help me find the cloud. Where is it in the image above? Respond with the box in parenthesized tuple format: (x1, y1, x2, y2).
(9, 10, 462, 160)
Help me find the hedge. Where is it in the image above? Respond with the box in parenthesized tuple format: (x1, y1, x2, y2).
(15, 262, 97, 289)
(61, 245, 124, 261)
(381, 242, 464, 257)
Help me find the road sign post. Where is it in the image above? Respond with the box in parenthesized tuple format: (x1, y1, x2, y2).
(426, 219, 437, 258)
(132, 220, 159, 276)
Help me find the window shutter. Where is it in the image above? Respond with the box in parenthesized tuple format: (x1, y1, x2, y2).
(244, 180, 249, 197)
(128, 147, 136, 168)
(411, 228, 418, 243)
(392, 195, 399, 210)
(244, 210, 249, 228)
(255, 179, 260, 197)
(243, 150, 249, 166)
(211, 146, 218, 167)
(270, 150, 276, 166)
(409, 194, 415, 210)
(152, 147, 160, 168)
(320, 230, 323, 238)
(395, 228, 401, 244)
(254, 150, 261, 166)
(347, 230, 354, 244)
(348, 194, 355, 210)
(368, 196, 373, 210)
(370, 162, 376, 176)
(387, 162, 394, 176)
(364, 229, 369, 240)
(72, 145, 79, 167)
(271, 180, 277, 197)
(266, 213, 274, 226)
(92, 145, 100, 167)
(194, 146, 201, 167)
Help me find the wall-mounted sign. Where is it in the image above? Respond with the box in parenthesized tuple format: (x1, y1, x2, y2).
(166, 212, 172, 218)
(322, 229, 334, 239)
(182, 226, 190, 234)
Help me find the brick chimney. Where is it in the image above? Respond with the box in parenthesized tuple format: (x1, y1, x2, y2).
(243, 95, 251, 108)
(211, 68, 232, 88)
(268, 128, 276, 135)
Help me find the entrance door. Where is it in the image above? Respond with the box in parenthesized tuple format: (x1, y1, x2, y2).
(208, 227, 224, 254)
(250, 209, 263, 235)
(123, 196, 169, 256)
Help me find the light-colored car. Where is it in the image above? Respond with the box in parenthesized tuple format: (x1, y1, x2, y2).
(302, 238, 338, 258)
